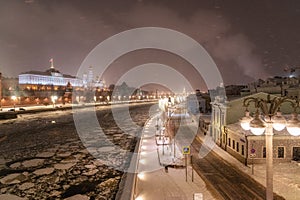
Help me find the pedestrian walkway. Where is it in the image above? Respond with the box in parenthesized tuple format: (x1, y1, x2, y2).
(134, 113, 216, 200)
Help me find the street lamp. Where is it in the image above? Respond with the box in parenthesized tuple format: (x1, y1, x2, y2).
(240, 95, 300, 200)
(51, 95, 58, 108)
(11, 95, 17, 110)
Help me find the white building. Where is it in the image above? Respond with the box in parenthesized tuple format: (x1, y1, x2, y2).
(210, 92, 300, 164)
(19, 60, 82, 87)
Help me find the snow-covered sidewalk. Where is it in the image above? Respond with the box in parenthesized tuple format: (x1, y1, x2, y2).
(134, 114, 216, 200)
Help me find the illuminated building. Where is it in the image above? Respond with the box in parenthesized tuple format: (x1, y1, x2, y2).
(18, 59, 83, 100)
(19, 59, 82, 88)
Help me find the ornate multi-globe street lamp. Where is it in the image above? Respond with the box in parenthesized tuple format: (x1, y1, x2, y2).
(240, 95, 300, 200)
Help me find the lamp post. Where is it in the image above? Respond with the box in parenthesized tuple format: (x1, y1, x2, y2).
(51, 95, 58, 108)
(240, 95, 300, 200)
(11, 95, 17, 110)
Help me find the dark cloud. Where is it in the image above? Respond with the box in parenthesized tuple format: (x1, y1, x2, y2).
(0, 0, 299, 90)
(211, 34, 268, 80)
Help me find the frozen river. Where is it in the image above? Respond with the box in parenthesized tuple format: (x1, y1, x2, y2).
(0, 103, 155, 199)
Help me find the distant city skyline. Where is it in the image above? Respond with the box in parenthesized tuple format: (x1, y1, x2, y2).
(0, 0, 300, 91)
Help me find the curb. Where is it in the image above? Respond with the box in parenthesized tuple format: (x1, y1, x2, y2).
(115, 113, 155, 200)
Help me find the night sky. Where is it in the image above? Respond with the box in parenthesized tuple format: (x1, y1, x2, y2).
(0, 0, 300, 91)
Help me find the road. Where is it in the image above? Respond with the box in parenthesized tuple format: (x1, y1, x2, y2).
(175, 123, 285, 200)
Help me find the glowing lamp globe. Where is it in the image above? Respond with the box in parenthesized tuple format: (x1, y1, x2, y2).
(240, 111, 253, 131)
(241, 121, 250, 131)
(286, 113, 300, 136)
(272, 112, 286, 131)
(287, 127, 300, 136)
(250, 127, 265, 135)
(249, 113, 266, 135)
